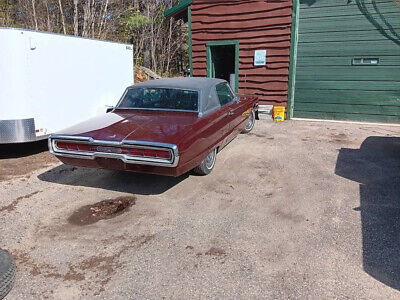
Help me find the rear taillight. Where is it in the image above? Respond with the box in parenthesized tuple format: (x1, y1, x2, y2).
(56, 141, 68, 149)
(129, 148, 171, 159)
(56, 141, 94, 152)
(55, 141, 171, 160)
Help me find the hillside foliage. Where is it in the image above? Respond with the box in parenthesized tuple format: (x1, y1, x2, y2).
(0, 0, 188, 76)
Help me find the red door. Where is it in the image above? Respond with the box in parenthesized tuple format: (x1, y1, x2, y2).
(214, 83, 234, 141)
(229, 98, 251, 135)
(216, 83, 249, 139)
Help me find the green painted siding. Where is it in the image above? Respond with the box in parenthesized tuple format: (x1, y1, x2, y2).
(293, 0, 400, 123)
(299, 14, 400, 33)
(296, 66, 399, 81)
(298, 41, 399, 57)
(297, 56, 400, 67)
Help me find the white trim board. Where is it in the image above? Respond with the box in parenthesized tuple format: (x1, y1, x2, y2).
(291, 118, 400, 128)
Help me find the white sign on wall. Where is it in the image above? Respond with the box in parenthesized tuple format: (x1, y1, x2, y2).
(254, 50, 267, 66)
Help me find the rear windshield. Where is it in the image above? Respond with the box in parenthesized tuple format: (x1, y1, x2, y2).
(117, 87, 199, 112)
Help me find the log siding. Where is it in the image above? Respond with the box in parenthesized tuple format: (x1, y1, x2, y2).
(191, 0, 293, 106)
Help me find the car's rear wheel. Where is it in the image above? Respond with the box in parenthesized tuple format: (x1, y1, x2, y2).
(242, 109, 256, 134)
(194, 148, 217, 176)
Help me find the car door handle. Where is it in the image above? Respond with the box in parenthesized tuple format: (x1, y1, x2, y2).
(228, 111, 234, 116)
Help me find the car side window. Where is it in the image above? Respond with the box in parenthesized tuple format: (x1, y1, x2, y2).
(216, 83, 234, 106)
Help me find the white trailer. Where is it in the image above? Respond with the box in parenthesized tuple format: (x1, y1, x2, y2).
(0, 27, 134, 144)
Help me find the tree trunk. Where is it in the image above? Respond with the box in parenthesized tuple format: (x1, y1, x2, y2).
(58, 0, 67, 34)
(98, 0, 109, 38)
(73, 0, 79, 36)
(31, 0, 38, 30)
(82, 0, 95, 38)
(166, 20, 173, 74)
(43, 0, 51, 31)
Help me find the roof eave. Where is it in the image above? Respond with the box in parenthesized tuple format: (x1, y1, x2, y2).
(164, 0, 193, 19)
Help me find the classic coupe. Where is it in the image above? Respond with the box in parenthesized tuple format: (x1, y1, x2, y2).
(49, 78, 258, 176)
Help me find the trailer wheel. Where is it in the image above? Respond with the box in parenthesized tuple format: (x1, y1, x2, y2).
(0, 249, 16, 300)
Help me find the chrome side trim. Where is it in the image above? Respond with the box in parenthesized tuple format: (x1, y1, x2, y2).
(49, 135, 180, 168)
(0, 118, 36, 144)
(114, 107, 199, 114)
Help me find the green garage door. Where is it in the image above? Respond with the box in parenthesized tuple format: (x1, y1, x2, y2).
(293, 0, 400, 123)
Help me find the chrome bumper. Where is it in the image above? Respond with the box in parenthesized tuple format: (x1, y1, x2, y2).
(0, 118, 37, 144)
(49, 135, 180, 168)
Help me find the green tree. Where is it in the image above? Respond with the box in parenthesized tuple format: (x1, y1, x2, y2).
(0, 0, 14, 27)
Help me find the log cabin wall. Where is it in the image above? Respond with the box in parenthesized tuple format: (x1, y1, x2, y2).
(191, 0, 293, 106)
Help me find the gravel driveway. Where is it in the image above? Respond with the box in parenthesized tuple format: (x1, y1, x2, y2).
(0, 120, 399, 299)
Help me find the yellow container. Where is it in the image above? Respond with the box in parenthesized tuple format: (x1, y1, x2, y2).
(273, 106, 286, 122)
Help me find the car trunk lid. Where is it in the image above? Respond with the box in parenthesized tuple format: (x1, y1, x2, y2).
(59, 110, 199, 146)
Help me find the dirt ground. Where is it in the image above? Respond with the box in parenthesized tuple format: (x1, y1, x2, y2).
(0, 141, 58, 182)
(0, 120, 399, 299)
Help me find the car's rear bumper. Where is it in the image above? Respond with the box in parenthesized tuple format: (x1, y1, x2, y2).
(49, 135, 181, 176)
(56, 156, 181, 177)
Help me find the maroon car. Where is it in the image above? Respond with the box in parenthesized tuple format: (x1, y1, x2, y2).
(49, 78, 258, 177)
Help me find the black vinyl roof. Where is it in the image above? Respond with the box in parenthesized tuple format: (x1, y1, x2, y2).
(131, 77, 228, 116)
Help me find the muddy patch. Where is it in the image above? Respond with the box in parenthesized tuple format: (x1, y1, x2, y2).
(248, 133, 275, 140)
(205, 247, 226, 257)
(331, 133, 349, 144)
(12, 234, 154, 296)
(0, 191, 42, 212)
(68, 196, 136, 226)
(13, 250, 85, 282)
(265, 192, 274, 198)
(248, 133, 267, 138)
(273, 208, 305, 223)
(195, 247, 227, 259)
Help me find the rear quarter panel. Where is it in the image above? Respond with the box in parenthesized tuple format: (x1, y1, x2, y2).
(176, 95, 258, 175)
(176, 106, 231, 174)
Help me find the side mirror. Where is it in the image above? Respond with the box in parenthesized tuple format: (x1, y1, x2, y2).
(106, 106, 115, 113)
(233, 96, 241, 103)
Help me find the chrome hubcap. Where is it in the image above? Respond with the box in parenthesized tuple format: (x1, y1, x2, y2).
(205, 150, 216, 169)
(245, 111, 255, 130)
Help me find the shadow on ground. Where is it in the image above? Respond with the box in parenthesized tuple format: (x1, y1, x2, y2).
(0, 140, 48, 159)
(336, 136, 400, 290)
(38, 164, 189, 195)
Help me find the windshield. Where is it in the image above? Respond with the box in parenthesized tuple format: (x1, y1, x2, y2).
(117, 87, 199, 112)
